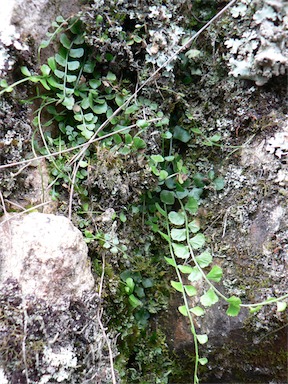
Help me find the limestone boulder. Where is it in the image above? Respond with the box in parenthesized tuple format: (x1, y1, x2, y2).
(0, 213, 118, 383)
(0, 212, 94, 306)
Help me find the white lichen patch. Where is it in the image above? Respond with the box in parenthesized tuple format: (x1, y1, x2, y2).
(0, 368, 8, 384)
(0, 0, 29, 72)
(241, 139, 272, 167)
(0, 1, 16, 42)
(266, 131, 288, 159)
(0, 280, 116, 383)
(40, 346, 77, 383)
(145, 5, 185, 74)
(225, 0, 288, 85)
(224, 165, 247, 190)
(275, 169, 288, 185)
(265, 119, 288, 184)
(0, 0, 16, 71)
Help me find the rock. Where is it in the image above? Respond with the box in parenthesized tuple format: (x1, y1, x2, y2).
(0, 0, 83, 73)
(164, 115, 288, 383)
(0, 1, 119, 381)
(12, 0, 83, 43)
(0, 212, 94, 305)
(225, 0, 288, 85)
(0, 279, 119, 383)
(0, 213, 118, 383)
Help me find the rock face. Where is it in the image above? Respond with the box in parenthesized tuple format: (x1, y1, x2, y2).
(0, 0, 83, 72)
(225, 0, 288, 85)
(165, 85, 288, 381)
(0, 214, 118, 383)
(0, 279, 118, 384)
(0, 1, 119, 382)
(12, 0, 83, 44)
(0, 212, 94, 305)
(0, 0, 287, 382)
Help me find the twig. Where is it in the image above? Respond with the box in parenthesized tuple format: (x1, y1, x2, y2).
(2, 199, 26, 211)
(0, 201, 52, 227)
(70, 0, 238, 166)
(67, 119, 160, 218)
(222, 206, 232, 238)
(97, 307, 117, 384)
(22, 297, 30, 384)
(11, 162, 32, 178)
(0, 191, 8, 216)
(68, 161, 79, 220)
(256, 323, 288, 344)
(0, 119, 160, 173)
(98, 254, 105, 299)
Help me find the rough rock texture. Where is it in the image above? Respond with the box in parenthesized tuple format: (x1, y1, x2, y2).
(0, 99, 55, 214)
(84, 0, 196, 80)
(0, 0, 287, 383)
(12, 0, 84, 44)
(0, 213, 118, 383)
(0, 279, 118, 384)
(165, 125, 288, 382)
(0, 0, 84, 73)
(225, 0, 288, 85)
(164, 13, 288, 384)
(0, 212, 94, 305)
(0, 1, 119, 382)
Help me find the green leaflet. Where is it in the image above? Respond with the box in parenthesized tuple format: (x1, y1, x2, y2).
(195, 251, 212, 268)
(178, 305, 188, 316)
(206, 265, 223, 282)
(171, 281, 184, 293)
(184, 285, 197, 297)
(190, 233, 205, 249)
(200, 288, 218, 307)
(196, 334, 208, 344)
(171, 228, 186, 242)
(190, 306, 205, 316)
(168, 211, 185, 225)
(226, 296, 242, 316)
(172, 243, 189, 259)
(160, 190, 175, 205)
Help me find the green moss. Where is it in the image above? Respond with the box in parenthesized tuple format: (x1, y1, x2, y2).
(116, 329, 173, 384)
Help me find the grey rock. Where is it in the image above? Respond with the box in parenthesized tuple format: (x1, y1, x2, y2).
(225, 0, 288, 85)
(0, 212, 94, 306)
(0, 213, 118, 383)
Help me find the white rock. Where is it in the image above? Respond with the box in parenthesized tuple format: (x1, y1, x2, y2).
(0, 0, 16, 41)
(0, 213, 94, 306)
(41, 345, 77, 382)
(0, 368, 9, 384)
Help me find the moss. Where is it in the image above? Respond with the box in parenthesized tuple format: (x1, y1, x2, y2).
(205, 333, 287, 383)
(0, 98, 32, 206)
(0, 279, 118, 383)
(116, 328, 173, 384)
(83, 146, 156, 210)
(1, 0, 287, 382)
(93, 229, 173, 382)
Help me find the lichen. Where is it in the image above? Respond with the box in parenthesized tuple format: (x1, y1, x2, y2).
(1, 1, 287, 382)
(266, 125, 288, 160)
(0, 98, 33, 209)
(225, 0, 288, 85)
(0, 4, 29, 74)
(83, 0, 195, 82)
(83, 146, 156, 210)
(0, 279, 119, 383)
